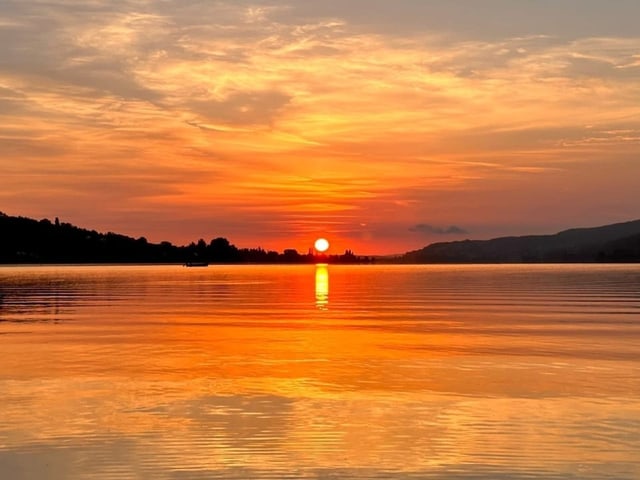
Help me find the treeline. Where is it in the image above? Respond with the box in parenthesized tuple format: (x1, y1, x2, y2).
(0, 212, 371, 264)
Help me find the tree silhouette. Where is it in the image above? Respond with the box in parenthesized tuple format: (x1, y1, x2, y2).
(0, 212, 373, 264)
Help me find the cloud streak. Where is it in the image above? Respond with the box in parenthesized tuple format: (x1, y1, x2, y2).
(410, 224, 468, 235)
(1, 1, 639, 253)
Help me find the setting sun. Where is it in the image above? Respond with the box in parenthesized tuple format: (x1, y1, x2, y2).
(314, 238, 330, 253)
(0, 2, 638, 479)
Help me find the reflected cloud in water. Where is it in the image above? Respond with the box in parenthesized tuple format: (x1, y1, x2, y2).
(1, 264, 640, 479)
(315, 264, 328, 310)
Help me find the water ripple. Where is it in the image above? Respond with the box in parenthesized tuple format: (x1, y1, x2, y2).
(1, 264, 639, 479)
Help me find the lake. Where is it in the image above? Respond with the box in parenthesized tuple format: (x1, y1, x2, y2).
(1, 264, 639, 479)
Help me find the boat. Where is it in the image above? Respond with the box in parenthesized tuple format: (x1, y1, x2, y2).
(184, 261, 209, 267)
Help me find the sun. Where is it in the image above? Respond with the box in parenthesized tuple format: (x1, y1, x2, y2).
(314, 238, 329, 253)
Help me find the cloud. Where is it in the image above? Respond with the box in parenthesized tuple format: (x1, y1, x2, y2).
(271, 0, 640, 40)
(409, 224, 468, 235)
(187, 90, 292, 126)
(1, 0, 639, 253)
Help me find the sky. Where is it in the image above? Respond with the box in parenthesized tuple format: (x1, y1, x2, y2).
(1, 1, 639, 254)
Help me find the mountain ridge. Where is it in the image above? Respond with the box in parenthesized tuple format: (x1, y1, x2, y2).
(402, 219, 640, 263)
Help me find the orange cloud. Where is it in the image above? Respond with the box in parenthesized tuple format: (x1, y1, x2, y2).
(1, 2, 639, 253)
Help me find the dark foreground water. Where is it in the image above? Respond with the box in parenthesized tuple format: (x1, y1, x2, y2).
(0, 264, 639, 479)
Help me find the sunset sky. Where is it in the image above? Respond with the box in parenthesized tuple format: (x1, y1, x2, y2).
(2, 1, 639, 254)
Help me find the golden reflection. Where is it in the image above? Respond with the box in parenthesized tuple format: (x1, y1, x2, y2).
(3, 266, 640, 477)
(315, 264, 329, 310)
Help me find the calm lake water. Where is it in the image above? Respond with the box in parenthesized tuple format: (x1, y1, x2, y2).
(1, 264, 639, 479)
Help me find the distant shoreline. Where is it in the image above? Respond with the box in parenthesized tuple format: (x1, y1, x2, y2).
(2, 260, 639, 267)
(2, 212, 639, 265)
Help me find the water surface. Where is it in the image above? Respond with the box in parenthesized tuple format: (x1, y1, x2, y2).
(1, 264, 639, 479)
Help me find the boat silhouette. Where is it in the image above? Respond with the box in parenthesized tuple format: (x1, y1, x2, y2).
(184, 261, 209, 267)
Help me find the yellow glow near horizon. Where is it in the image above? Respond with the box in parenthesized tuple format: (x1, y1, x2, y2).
(1, 2, 639, 254)
(314, 238, 329, 253)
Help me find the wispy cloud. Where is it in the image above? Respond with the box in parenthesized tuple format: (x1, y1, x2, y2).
(1, 1, 639, 252)
(410, 224, 468, 235)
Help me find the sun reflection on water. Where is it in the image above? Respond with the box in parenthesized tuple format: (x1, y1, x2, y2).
(1, 265, 640, 479)
(315, 264, 329, 310)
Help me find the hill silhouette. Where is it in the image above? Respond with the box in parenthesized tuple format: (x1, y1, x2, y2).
(0, 212, 366, 264)
(403, 219, 640, 263)
(3, 212, 639, 264)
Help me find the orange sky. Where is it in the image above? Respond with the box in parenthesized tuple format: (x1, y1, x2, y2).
(1, 1, 639, 254)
